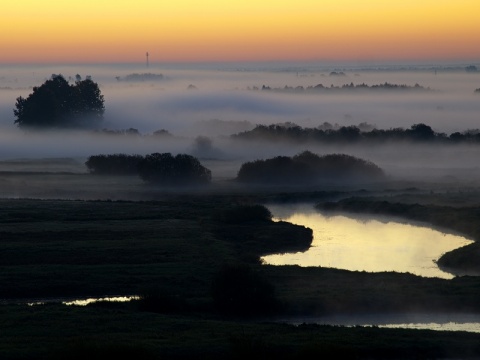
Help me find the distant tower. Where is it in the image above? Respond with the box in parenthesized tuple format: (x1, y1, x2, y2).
(146, 52, 149, 68)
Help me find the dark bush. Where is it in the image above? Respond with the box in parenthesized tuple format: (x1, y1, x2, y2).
(85, 153, 143, 175)
(237, 156, 313, 184)
(294, 151, 385, 179)
(137, 152, 211, 185)
(237, 151, 385, 184)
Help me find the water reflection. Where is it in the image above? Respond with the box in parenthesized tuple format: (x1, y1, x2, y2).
(24, 295, 139, 306)
(262, 203, 473, 279)
(63, 296, 139, 306)
(278, 313, 480, 333)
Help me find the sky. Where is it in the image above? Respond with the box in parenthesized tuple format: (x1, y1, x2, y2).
(2, 0, 480, 64)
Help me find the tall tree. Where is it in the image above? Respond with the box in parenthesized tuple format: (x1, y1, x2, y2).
(13, 74, 105, 129)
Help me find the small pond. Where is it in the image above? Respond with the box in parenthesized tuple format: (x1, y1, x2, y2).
(261, 203, 473, 279)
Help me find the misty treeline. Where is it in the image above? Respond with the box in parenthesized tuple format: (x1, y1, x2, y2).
(13, 74, 104, 129)
(249, 82, 430, 93)
(232, 122, 480, 144)
(91, 128, 173, 137)
(237, 151, 385, 185)
(115, 72, 165, 82)
(85, 152, 212, 185)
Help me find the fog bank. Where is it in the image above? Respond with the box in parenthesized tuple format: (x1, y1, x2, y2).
(1, 62, 479, 184)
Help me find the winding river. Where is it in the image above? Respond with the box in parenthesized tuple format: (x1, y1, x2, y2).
(262, 202, 473, 279)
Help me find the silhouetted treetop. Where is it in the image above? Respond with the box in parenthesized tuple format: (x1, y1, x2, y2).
(465, 65, 478, 73)
(13, 74, 104, 129)
(85, 154, 143, 175)
(137, 152, 212, 185)
(236, 151, 385, 185)
(85, 152, 212, 186)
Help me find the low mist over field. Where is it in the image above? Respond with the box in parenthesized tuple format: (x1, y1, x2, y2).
(1, 62, 479, 183)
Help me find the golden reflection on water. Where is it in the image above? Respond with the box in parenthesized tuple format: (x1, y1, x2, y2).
(63, 296, 139, 306)
(262, 205, 473, 279)
(279, 314, 480, 333)
(378, 322, 480, 332)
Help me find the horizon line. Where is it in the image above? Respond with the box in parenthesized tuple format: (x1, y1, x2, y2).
(1, 59, 479, 67)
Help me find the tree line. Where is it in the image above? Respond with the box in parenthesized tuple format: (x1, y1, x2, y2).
(250, 82, 430, 93)
(232, 123, 480, 144)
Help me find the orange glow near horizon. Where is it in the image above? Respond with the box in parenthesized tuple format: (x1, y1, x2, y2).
(2, 1, 479, 63)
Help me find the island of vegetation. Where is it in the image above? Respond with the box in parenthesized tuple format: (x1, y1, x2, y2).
(236, 151, 385, 185)
(85, 152, 212, 185)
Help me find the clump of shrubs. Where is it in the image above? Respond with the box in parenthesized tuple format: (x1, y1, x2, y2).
(85, 153, 143, 175)
(85, 152, 211, 186)
(137, 153, 211, 185)
(236, 150, 385, 185)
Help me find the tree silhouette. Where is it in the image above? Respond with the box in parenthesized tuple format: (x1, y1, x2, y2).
(13, 74, 104, 129)
(137, 153, 212, 185)
(232, 122, 476, 144)
(237, 151, 385, 184)
(85, 154, 143, 175)
(407, 123, 435, 141)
